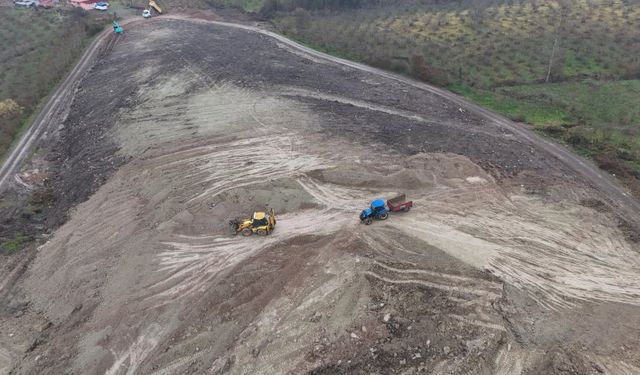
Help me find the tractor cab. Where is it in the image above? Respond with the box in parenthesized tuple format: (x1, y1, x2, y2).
(360, 199, 389, 225)
(371, 199, 386, 213)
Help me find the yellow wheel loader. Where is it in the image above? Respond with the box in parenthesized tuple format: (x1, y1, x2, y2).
(149, 0, 162, 13)
(143, 1, 162, 18)
(229, 208, 276, 236)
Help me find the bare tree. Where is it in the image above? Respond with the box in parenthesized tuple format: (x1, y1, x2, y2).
(545, 35, 558, 83)
(546, 1, 569, 82)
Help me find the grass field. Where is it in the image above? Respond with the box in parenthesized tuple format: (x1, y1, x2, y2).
(275, 0, 640, 85)
(0, 7, 106, 160)
(271, 0, 640, 194)
(451, 80, 640, 133)
(451, 80, 640, 179)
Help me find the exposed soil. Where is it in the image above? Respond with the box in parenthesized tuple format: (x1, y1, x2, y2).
(0, 17, 639, 375)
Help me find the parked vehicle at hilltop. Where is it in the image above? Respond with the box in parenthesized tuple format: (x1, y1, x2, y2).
(143, 0, 162, 18)
(94, 2, 109, 11)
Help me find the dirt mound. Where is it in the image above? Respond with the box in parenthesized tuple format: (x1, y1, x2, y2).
(309, 153, 492, 192)
(1, 18, 639, 375)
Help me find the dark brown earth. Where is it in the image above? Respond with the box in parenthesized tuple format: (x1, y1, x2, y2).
(0, 16, 639, 375)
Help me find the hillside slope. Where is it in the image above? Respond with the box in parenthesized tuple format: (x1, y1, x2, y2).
(271, 0, 640, 194)
(0, 18, 639, 375)
(0, 7, 105, 159)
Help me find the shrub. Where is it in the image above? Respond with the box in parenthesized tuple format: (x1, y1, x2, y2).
(1, 233, 28, 255)
(409, 54, 449, 86)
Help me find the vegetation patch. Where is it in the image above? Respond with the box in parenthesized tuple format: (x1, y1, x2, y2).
(449, 83, 574, 126)
(1, 232, 29, 255)
(0, 7, 107, 160)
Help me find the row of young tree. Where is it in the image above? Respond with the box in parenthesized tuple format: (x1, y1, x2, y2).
(258, 0, 469, 15)
(0, 9, 105, 156)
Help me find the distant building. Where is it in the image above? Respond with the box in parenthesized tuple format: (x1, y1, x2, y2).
(38, 0, 57, 8)
(68, 0, 100, 9)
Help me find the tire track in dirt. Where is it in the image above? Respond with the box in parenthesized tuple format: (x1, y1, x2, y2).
(147, 209, 350, 306)
(106, 323, 163, 375)
(371, 260, 502, 292)
(296, 176, 383, 212)
(365, 255, 505, 335)
(277, 87, 506, 139)
(162, 16, 640, 225)
(10, 18, 640, 374)
(390, 191, 640, 310)
(364, 271, 500, 299)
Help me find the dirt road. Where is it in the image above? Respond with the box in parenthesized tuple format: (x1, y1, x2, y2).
(0, 30, 107, 192)
(2, 16, 638, 224)
(0, 18, 146, 194)
(169, 16, 640, 224)
(0, 17, 639, 375)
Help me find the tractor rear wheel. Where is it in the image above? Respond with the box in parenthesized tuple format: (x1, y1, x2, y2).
(241, 228, 252, 236)
(257, 229, 268, 236)
(379, 213, 389, 220)
(402, 206, 410, 212)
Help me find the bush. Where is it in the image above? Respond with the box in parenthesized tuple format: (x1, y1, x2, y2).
(1, 233, 29, 255)
(409, 54, 449, 86)
(564, 130, 590, 147)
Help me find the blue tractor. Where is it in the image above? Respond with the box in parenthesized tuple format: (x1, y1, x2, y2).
(360, 199, 389, 225)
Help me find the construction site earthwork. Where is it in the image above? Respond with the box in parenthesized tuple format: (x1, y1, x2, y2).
(1, 12, 640, 375)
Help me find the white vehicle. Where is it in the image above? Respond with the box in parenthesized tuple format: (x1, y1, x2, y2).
(142, 9, 151, 18)
(14, 0, 37, 7)
(94, 2, 109, 10)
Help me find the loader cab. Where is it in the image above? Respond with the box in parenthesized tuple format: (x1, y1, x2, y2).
(252, 212, 269, 227)
(230, 209, 276, 236)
